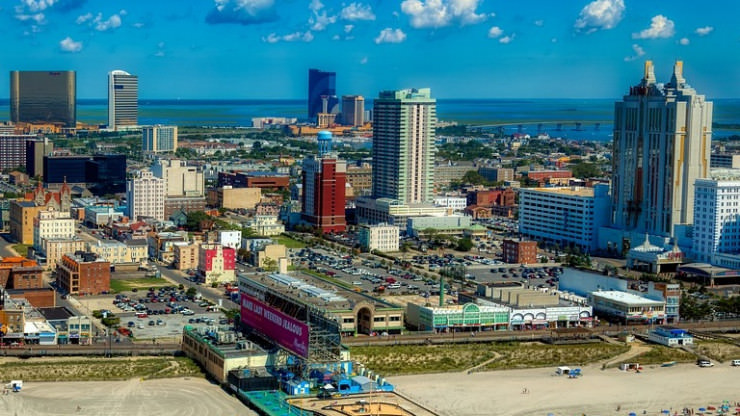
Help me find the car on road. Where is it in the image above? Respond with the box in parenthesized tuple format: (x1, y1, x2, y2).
(697, 360, 714, 367)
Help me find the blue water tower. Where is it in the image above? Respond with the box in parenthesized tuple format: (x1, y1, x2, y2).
(318, 130, 332, 157)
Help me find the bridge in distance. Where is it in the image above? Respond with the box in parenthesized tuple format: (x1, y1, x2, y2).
(464, 120, 613, 133)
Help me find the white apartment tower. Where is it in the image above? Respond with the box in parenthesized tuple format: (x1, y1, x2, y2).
(108, 70, 138, 129)
(371, 88, 436, 204)
(142, 125, 178, 153)
(611, 61, 712, 239)
(126, 170, 165, 221)
(692, 170, 740, 268)
(33, 209, 77, 254)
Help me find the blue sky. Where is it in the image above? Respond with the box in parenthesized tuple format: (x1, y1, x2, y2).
(1, 0, 738, 99)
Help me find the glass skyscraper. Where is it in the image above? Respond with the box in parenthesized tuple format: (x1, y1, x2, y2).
(108, 70, 138, 129)
(307, 68, 337, 120)
(10, 71, 76, 127)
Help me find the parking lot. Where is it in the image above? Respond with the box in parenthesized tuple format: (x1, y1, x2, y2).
(100, 286, 229, 341)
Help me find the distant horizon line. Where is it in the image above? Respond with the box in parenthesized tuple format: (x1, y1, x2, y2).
(2, 97, 740, 102)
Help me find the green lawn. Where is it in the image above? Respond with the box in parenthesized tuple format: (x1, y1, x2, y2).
(273, 235, 306, 249)
(109, 278, 171, 293)
(11, 243, 30, 257)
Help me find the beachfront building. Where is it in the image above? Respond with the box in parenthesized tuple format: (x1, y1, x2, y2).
(589, 291, 665, 324)
(519, 184, 610, 252)
(647, 326, 694, 347)
(405, 302, 510, 332)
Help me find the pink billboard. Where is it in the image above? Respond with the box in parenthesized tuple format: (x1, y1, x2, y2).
(240, 293, 309, 358)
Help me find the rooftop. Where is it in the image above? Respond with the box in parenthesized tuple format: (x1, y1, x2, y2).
(524, 187, 594, 197)
(592, 290, 664, 305)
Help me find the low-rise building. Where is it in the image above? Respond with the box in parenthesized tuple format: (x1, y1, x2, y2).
(355, 197, 447, 226)
(406, 302, 510, 332)
(84, 206, 124, 227)
(589, 290, 665, 324)
(0, 257, 44, 289)
(174, 243, 200, 271)
(207, 186, 262, 210)
(358, 224, 399, 252)
(502, 239, 538, 264)
(86, 240, 141, 265)
(252, 244, 287, 269)
(245, 215, 285, 237)
(181, 326, 269, 383)
(33, 209, 77, 255)
(433, 196, 468, 212)
(9, 201, 43, 244)
(198, 244, 236, 284)
(218, 230, 242, 250)
(56, 252, 111, 296)
(43, 238, 86, 271)
(648, 326, 694, 347)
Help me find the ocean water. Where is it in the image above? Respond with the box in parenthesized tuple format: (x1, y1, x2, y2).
(1, 98, 738, 141)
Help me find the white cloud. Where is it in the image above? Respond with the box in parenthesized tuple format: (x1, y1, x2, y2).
(574, 0, 624, 34)
(624, 43, 645, 61)
(132, 22, 144, 28)
(59, 36, 82, 52)
(679, 37, 690, 46)
(344, 24, 354, 33)
(75, 12, 92, 24)
(119, 9, 127, 16)
(309, 0, 323, 12)
(340, 2, 375, 21)
(360, 56, 368, 64)
(375, 27, 406, 44)
(17, 0, 57, 13)
(262, 31, 314, 43)
(96, 13, 122, 31)
(332, 34, 340, 40)
(498, 34, 514, 44)
(695, 26, 713, 36)
(15, 12, 46, 24)
(551, 37, 557, 43)
(309, 11, 336, 31)
(534, 19, 544, 27)
(633, 15, 675, 39)
(401, 0, 486, 29)
(487, 26, 502, 38)
(206, 0, 278, 25)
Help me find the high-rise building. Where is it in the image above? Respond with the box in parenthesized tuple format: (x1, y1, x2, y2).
(0, 134, 36, 171)
(25, 137, 54, 178)
(341, 95, 365, 126)
(301, 131, 347, 233)
(142, 125, 178, 153)
(692, 170, 740, 268)
(371, 88, 436, 204)
(43, 154, 126, 195)
(108, 70, 138, 129)
(307, 69, 337, 120)
(10, 71, 76, 127)
(126, 170, 165, 221)
(611, 61, 712, 238)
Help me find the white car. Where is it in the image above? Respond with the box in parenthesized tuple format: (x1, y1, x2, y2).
(698, 360, 714, 367)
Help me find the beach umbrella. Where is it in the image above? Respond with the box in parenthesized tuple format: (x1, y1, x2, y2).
(629, 413, 637, 416)
(662, 411, 670, 414)
(700, 408, 707, 412)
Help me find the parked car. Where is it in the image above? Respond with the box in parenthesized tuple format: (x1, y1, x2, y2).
(697, 360, 714, 367)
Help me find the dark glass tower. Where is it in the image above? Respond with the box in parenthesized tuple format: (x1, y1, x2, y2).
(10, 71, 76, 127)
(307, 68, 337, 120)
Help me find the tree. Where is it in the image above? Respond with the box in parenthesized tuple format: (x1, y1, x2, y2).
(186, 287, 198, 298)
(101, 315, 120, 328)
(186, 211, 211, 231)
(456, 237, 474, 252)
(263, 257, 277, 272)
(571, 162, 603, 179)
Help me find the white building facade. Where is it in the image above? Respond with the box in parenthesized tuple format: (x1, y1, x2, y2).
(434, 196, 467, 212)
(33, 210, 77, 254)
(519, 184, 610, 252)
(151, 159, 204, 197)
(126, 170, 166, 221)
(358, 224, 399, 252)
(693, 170, 740, 268)
(108, 70, 138, 130)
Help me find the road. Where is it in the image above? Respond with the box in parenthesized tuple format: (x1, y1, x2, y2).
(0, 233, 19, 257)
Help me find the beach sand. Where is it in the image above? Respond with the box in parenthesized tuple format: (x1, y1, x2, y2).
(0, 377, 255, 416)
(391, 363, 740, 416)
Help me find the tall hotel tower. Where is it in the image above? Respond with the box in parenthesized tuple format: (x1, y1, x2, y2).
(10, 71, 76, 127)
(108, 70, 138, 129)
(611, 61, 712, 239)
(371, 88, 436, 204)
